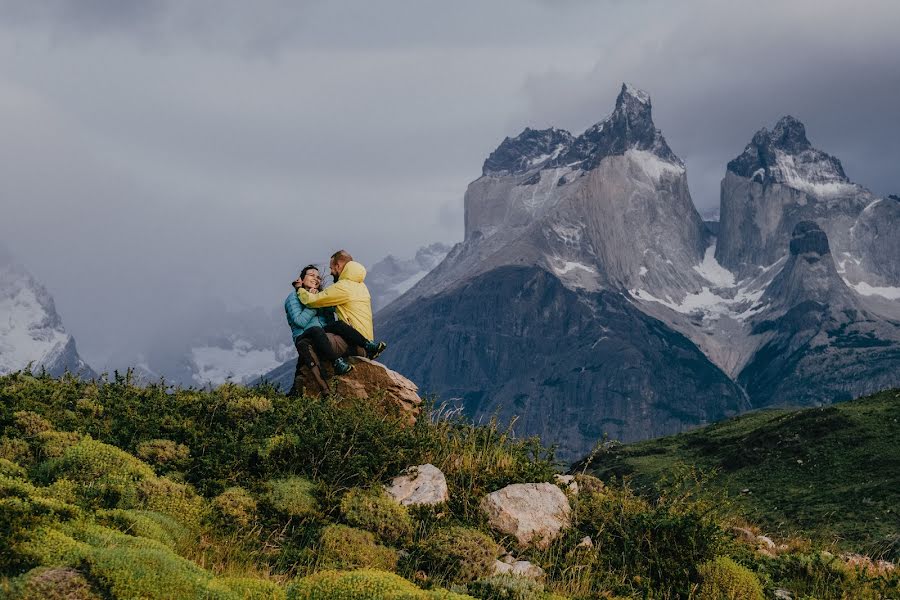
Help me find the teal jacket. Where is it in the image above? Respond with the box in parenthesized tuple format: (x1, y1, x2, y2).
(285, 290, 334, 340)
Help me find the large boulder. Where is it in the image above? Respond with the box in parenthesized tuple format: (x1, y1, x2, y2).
(290, 333, 422, 423)
(385, 464, 449, 506)
(480, 483, 571, 549)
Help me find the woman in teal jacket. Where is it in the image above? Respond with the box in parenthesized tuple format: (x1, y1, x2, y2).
(285, 265, 334, 340)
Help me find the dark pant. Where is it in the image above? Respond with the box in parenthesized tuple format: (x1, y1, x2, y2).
(294, 337, 319, 367)
(324, 320, 370, 350)
(300, 321, 369, 363)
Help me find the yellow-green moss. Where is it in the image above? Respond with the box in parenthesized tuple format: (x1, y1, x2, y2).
(137, 476, 206, 528)
(12, 525, 89, 567)
(696, 556, 765, 600)
(136, 439, 190, 467)
(5, 566, 101, 600)
(227, 395, 274, 418)
(37, 431, 83, 459)
(207, 577, 287, 600)
(0, 457, 26, 478)
(340, 487, 414, 544)
(318, 524, 399, 571)
(419, 526, 500, 584)
(12, 410, 54, 436)
(467, 574, 547, 600)
(83, 545, 213, 600)
(214, 486, 258, 528)
(287, 569, 475, 600)
(0, 438, 31, 464)
(264, 477, 318, 519)
(97, 508, 190, 550)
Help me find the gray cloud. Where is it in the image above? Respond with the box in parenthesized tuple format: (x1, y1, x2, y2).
(0, 0, 897, 370)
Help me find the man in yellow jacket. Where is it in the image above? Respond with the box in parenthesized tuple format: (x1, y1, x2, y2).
(297, 250, 387, 374)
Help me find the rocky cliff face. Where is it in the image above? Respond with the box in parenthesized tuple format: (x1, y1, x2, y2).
(0, 250, 95, 378)
(380, 266, 747, 461)
(739, 222, 900, 406)
(717, 116, 875, 278)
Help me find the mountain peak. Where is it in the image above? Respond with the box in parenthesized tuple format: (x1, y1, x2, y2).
(727, 117, 851, 194)
(789, 220, 830, 256)
(482, 127, 574, 176)
(772, 115, 811, 153)
(617, 82, 651, 108)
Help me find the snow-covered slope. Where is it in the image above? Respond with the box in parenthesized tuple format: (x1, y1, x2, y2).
(0, 248, 94, 378)
(367, 243, 452, 313)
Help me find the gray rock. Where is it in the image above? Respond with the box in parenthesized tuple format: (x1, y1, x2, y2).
(480, 483, 571, 549)
(492, 558, 545, 579)
(385, 464, 449, 506)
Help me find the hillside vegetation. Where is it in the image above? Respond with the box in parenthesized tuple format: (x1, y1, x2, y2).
(582, 389, 900, 560)
(0, 370, 897, 599)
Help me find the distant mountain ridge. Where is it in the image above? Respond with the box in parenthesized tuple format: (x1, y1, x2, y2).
(0, 248, 95, 379)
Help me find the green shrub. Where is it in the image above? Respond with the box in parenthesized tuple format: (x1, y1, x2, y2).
(136, 439, 190, 467)
(207, 577, 287, 599)
(0, 437, 30, 464)
(12, 410, 54, 436)
(97, 509, 190, 549)
(5, 566, 100, 600)
(318, 524, 399, 571)
(0, 457, 25, 477)
(40, 437, 155, 507)
(572, 486, 724, 597)
(467, 575, 546, 600)
(419, 526, 500, 584)
(214, 487, 258, 528)
(11, 525, 89, 568)
(82, 546, 213, 600)
(287, 569, 474, 599)
(340, 487, 414, 544)
(263, 477, 318, 519)
(696, 556, 764, 600)
(137, 476, 206, 528)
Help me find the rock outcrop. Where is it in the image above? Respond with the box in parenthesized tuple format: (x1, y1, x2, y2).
(480, 483, 571, 549)
(385, 464, 449, 506)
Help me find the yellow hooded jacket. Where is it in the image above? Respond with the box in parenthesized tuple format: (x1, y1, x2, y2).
(297, 261, 374, 340)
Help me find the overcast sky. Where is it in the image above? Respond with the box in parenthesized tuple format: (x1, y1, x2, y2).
(1, 0, 898, 370)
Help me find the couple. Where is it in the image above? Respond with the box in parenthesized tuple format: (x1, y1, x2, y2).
(285, 249, 387, 397)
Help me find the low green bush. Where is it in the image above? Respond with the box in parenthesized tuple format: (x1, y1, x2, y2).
(317, 524, 399, 571)
(263, 477, 318, 519)
(96, 509, 190, 550)
(466, 574, 546, 600)
(82, 545, 213, 600)
(4, 566, 100, 600)
(340, 487, 414, 544)
(135, 439, 190, 468)
(696, 556, 764, 600)
(206, 576, 287, 600)
(287, 569, 474, 599)
(419, 526, 500, 584)
(214, 487, 258, 528)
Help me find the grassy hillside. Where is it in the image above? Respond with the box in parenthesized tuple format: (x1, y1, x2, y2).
(581, 389, 900, 559)
(0, 370, 897, 599)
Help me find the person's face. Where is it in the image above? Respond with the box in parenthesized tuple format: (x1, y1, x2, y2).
(330, 260, 343, 282)
(300, 269, 320, 291)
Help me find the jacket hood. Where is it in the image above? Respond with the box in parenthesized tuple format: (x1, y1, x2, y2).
(339, 261, 367, 283)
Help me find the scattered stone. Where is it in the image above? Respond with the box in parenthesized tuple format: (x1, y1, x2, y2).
(576, 536, 593, 549)
(480, 483, 571, 549)
(385, 464, 449, 506)
(492, 559, 545, 580)
(554, 474, 579, 495)
(730, 526, 756, 542)
(841, 553, 897, 576)
(774, 589, 793, 600)
(756, 535, 776, 550)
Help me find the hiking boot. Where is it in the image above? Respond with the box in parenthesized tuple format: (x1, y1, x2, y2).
(365, 340, 387, 360)
(333, 357, 354, 375)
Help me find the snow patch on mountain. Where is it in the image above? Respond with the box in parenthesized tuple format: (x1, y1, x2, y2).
(693, 244, 736, 287)
(190, 339, 294, 385)
(847, 281, 900, 300)
(626, 149, 684, 182)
